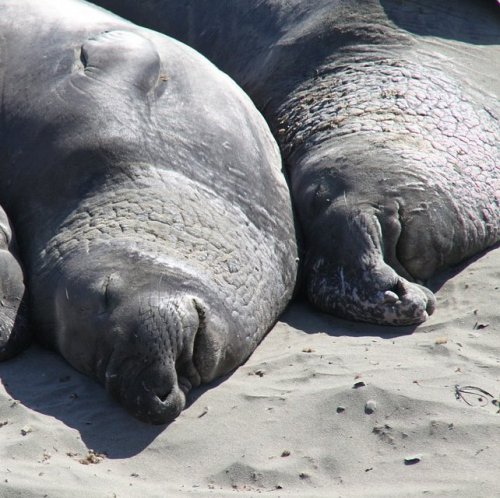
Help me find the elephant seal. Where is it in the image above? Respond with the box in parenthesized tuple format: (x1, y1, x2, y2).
(0, 0, 297, 423)
(93, 0, 500, 325)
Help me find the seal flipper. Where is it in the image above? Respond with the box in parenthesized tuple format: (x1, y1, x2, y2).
(80, 30, 161, 94)
(0, 207, 30, 361)
(305, 207, 436, 326)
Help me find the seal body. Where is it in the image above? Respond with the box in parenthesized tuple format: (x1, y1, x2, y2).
(94, 0, 500, 325)
(0, 208, 27, 361)
(0, 0, 297, 423)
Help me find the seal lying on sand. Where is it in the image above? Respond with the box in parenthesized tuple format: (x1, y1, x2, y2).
(93, 0, 500, 325)
(0, 0, 297, 423)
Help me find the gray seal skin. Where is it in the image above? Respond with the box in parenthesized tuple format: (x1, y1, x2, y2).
(0, 208, 27, 361)
(93, 0, 500, 325)
(0, 0, 298, 423)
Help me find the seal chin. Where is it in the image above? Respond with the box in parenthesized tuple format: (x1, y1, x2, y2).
(307, 261, 436, 326)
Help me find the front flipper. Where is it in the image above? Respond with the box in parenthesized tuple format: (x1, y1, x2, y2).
(0, 207, 30, 360)
(308, 258, 435, 326)
(305, 207, 436, 326)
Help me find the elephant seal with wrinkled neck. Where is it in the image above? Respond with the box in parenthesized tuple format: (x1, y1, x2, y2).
(93, 0, 500, 325)
(0, 0, 297, 423)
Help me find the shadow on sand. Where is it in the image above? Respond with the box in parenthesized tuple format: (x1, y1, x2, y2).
(0, 344, 230, 459)
(1, 245, 496, 458)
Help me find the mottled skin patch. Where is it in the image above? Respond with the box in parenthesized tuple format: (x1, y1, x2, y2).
(0, 0, 297, 423)
(93, 0, 500, 325)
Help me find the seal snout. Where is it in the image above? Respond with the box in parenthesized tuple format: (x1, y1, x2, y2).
(105, 350, 188, 424)
(139, 377, 187, 425)
(105, 360, 187, 424)
(104, 294, 224, 424)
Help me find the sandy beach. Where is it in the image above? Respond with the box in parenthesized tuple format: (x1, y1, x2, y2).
(1, 245, 499, 497)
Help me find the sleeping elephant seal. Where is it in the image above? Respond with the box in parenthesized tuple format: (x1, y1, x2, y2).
(0, 0, 298, 423)
(93, 0, 500, 325)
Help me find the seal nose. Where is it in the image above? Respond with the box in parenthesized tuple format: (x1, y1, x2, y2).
(104, 294, 224, 424)
(140, 372, 187, 424)
(105, 355, 187, 424)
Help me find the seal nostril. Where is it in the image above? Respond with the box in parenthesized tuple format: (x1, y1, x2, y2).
(155, 391, 169, 403)
(143, 380, 174, 403)
(154, 379, 191, 402)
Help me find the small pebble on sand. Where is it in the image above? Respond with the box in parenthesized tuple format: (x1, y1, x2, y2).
(365, 400, 377, 414)
(404, 454, 422, 465)
(20, 425, 32, 436)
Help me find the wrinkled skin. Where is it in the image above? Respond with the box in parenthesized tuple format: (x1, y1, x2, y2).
(93, 0, 500, 325)
(0, 208, 27, 361)
(0, 0, 297, 423)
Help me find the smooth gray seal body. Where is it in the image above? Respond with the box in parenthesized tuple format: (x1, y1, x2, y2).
(93, 0, 500, 325)
(0, 0, 297, 423)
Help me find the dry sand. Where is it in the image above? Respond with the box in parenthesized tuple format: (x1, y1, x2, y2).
(1, 246, 499, 497)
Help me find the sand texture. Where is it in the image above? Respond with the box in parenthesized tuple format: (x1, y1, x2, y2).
(1, 246, 499, 497)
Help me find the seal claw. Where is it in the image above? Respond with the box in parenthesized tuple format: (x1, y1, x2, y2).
(382, 290, 399, 304)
